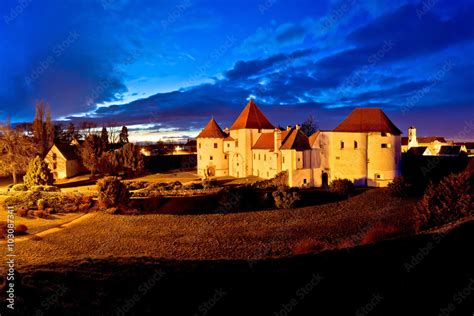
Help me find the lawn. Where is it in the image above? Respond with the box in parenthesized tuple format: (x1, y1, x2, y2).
(0, 205, 85, 235)
(13, 189, 418, 267)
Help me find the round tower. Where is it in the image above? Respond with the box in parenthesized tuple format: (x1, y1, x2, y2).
(196, 118, 228, 178)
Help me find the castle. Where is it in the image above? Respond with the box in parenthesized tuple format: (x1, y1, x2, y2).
(197, 100, 402, 187)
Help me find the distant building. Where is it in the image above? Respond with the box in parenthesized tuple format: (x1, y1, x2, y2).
(45, 143, 84, 179)
(401, 127, 449, 155)
(197, 100, 402, 187)
(183, 139, 197, 153)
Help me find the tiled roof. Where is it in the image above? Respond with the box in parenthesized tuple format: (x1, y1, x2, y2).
(280, 128, 311, 151)
(438, 146, 462, 155)
(252, 133, 274, 150)
(417, 137, 447, 143)
(333, 108, 402, 135)
(197, 118, 227, 138)
(230, 99, 274, 130)
(54, 143, 80, 160)
(308, 131, 320, 147)
(407, 146, 429, 156)
(401, 137, 408, 146)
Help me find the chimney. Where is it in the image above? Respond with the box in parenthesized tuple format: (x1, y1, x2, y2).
(286, 125, 292, 131)
(274, 128, 282, 152)
(224, 127, 230, 134)
(295, 124, 300, 130)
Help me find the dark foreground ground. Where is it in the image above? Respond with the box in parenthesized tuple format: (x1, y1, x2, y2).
(1, 220, 473, 316)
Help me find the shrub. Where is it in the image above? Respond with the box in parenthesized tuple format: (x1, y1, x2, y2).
(216, 185, 259, 212)
(167, 181, 183, 190)
(30, 185, 61, 193)
(329, 179, 355, 197)
(37, 199, 46, 211)
(185, 182, 204, 190)
(292, 238, 330, 255)
(202, 179, 218, 189)
(415, 171, 473, 232)
(10, 184, 28, 192)
(360, 223, 401, 245)
(146, 182, 168, 191)
(124, 181, 149, 191)
(23, 156, 54, 188)
(272, 187, 301, 209)
(253, 171, 288, 189)
(34, 210, 47, 218)
(15, 224, 28, 235)
(388, 176, 412, 197)
(97, 177, 130, 209)
(17, 208, 29, 217)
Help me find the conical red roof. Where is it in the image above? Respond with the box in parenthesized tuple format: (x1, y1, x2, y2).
(197, 118, 227, 138)
(230, 100, 274, 130)
(333, 108, 402, 135)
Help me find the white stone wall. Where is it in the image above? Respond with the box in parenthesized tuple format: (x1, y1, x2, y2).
(197, 138, 228, 177)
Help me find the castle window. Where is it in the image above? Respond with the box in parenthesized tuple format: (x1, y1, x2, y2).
(283, 157, 285, 163)
(210, 156, 213, 160)
(264, 154, 266, 161)
(235, 140, 239, 147)
(303, 179, 307, 184)
(224, 155, 227, 160)
(214, 143, 218, 149)
(53, 163, 57, 170)
(298, 158, 301, 162)
(254, 154, 256, 159)
(199, 143, 201, 149)
(199, 155, 202, 160)
(52, 153, 57, 160)
(354, 141, 358, 149)
(381, 144, 391, 148)
(259, 154, 261, 160)
(381, 132, 388, 137)
(267, 172, 269, 177)
(227, 143, 230, 148)
(340, 141, 345, 149)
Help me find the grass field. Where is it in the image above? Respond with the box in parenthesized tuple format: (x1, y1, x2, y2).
(13, 189, 417, 267)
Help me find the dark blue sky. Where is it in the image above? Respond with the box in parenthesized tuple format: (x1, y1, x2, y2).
(1, 0, 473, 141)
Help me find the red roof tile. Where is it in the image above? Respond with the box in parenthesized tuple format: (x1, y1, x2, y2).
(252, 133, 274, 150)
(333, 108, 402, 135)
(280, 128, 311, 151)
(417, 137, 447, 143)
(197, 118, 227, 138)
(230, 100, 274, 130)
(308, 131, 320, 147)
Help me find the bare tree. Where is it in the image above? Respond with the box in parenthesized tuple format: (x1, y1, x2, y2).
(79, 121, 98, 139)
(300, 115, 319, 136)
(0, 121, 38, 183)
(107, 123, 120, 144)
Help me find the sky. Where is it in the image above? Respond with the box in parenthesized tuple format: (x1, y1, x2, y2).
(1, 0, 473, 142)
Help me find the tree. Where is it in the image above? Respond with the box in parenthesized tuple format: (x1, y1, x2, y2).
(0, 122, 38, 183)
(61, 122, 80, 144)
(32, 100, 55, 155)
(300, 115, 318, 137)
(79, 121, 98, 139)
(23, 156, 54, 188)
(99, 150, 122, 175)
(122, 143, 144, 175)
(119, 126, 129, 145)
(80, 134, 104, 175)
(100, 126, 109, 149)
